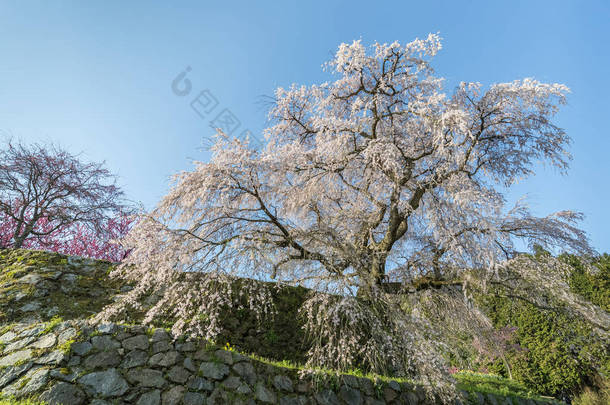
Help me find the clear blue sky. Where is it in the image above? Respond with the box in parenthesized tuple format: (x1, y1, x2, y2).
(1, 1, 608, 251)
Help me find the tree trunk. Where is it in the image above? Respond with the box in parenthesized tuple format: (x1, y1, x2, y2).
(12, 221, 32, 248)
(370, 254, 387, 286)
(356, 253, 388, 299)
(12, 235, 25, 248)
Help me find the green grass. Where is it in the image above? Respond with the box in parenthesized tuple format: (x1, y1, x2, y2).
(247, 352, 300, 370)
(245, 349, 415, 386)
(248, 349, 559, 402)
(58, 338, 75, 355)
(455, 371, 559, 403)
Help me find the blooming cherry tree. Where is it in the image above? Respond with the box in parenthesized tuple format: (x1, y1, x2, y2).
(0, 209, 134, 262)
(0, 139, 134, 261)
(105, 35, 604, 400)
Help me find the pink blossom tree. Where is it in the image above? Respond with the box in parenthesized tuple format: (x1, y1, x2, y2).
(55, 214, 134, 262)
(0, 139, 134, 261)
(102, 35, 607, 401)
(0, 209, 134, 262)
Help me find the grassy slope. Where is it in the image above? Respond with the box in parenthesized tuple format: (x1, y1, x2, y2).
(0, 249, 121, 325)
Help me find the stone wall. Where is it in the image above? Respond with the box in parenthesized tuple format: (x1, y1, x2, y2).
(1, 320, 547, 405)
(0, 250, 562, 405)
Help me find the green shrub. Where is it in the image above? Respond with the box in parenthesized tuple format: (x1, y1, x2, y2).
(477, 254, 610, 400)
(561, 253, 610, 311)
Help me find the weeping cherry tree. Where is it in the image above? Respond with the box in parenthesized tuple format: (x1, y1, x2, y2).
(101, 35, 607, 401)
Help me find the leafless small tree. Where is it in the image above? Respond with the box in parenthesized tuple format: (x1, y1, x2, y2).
(0, 139, 131, 249)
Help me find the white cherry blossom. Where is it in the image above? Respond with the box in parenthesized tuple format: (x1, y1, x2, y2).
(100, 35, 602, 401)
